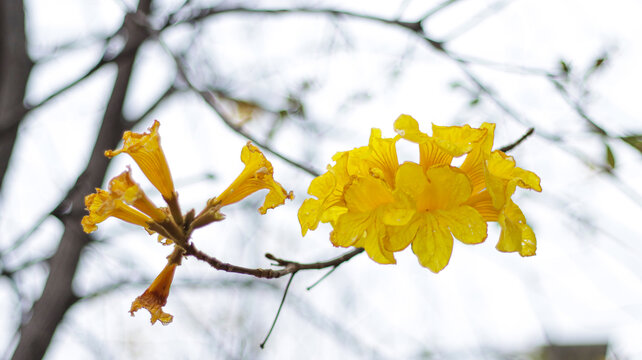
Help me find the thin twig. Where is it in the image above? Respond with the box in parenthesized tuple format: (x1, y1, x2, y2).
(183, 241, 364, 279)
(307, 266, 338, 290)
(167, 6, 423, 33)
(260, 272, 295, 348)
(418, 0, 462, 21)
(499, 127, 534, 152)
(153, 37, 323, 177)
(441, 0, 512, 42)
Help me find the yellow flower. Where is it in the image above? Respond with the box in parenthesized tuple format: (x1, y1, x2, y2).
(394, 114, 487, 169)
(331, 175, 397, 264)
(389, 163, 487, 272)
(82, 189, 152, 233)
(129, 259, 178, 325)
(105, 120, 176, 201)
(298, 151, 351, 236)
(299, 128, 404, 263)
(212, 142, 293, 214)
(485, 150, 541, 256)
(108, 168, 167, 223)
(299, 114, 541, 272)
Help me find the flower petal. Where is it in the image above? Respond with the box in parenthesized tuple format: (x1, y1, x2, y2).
(431, 123, 487, 157)
(435, 206, 487, 245)
(393, 114, 430, 143)
(214, 142, 293, 214)
(129, 261, 178, 325)
(344, 176, 394, 213)
(496, 187, 537, 256)
(366, 128, 399, 186)
(460, 122, 495, 194)
(82, 189, 152, 233)
(394, 162, 428, 200)
(419, 166, 472, 211)
(105, 120, 176, 200)
(419, 141, 453, 170)
(385, 214, 419, 252)
(465, 190, 500, 222)
(108, 168, 167, 222)
(411, 213, 454, 273)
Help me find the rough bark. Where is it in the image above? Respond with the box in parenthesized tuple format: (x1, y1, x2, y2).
(0, 0, 33, 191)
(11, 1, 153, 359)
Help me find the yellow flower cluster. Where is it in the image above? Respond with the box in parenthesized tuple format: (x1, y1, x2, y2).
(298, 115, 541, 273)
(82, 120, 292, 324)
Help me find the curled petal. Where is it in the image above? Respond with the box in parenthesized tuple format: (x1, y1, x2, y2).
(214, 142, 293, 214)
(486, 150, 542, 209)
(105, 120, 176, 200)
(393, 114, 430, 143)
(431, 123, 487, 157)
(298, 152, 352, 236)
(108, 168, 167, 222)
(130, 260, 178, 325)
(496, 183, 537, 256)
(82, 189, 152, 233)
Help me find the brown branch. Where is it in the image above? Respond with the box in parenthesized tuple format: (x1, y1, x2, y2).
(183, 241, 364, 279)
(152, 38, 322, 177)
(499, 127, 535, 153)
(11, 2, 154, 359)
(167, 6, 422, 33)
(418, 0, 463, 21)
(0, 0, 33, 191)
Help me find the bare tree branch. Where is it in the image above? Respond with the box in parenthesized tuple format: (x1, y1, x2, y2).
(154, 38, 323, 177)
(499, 127, 535, 152)
(11, 2, 154, 359)
(0, 0, 33, 191)
(183, 241, 364, 279)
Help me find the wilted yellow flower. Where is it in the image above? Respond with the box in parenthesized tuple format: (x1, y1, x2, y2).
(105, 120, 176, 201)
(211, 142, 293, 214)
(299, 114, 541, 272)
(82, 189, 152, 233)
(108, 168, 167, 223)
(129, 249, 182, 325)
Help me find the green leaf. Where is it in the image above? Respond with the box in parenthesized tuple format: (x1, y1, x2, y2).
(559, 59, 571, 75)
(621, 134, 642, 154)
(605, 144, 616, 169)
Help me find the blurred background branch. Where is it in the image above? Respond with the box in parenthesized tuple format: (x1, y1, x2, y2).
(1, 0, 641, 359)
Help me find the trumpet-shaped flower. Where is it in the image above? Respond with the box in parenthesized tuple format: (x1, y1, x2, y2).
(299, 114, 541, 272)
(82, 189, 152, 233)
(129, 252, 180, 325)
(212, 142, 293, 214)
(105, 120, 176, 200)
(108, 168, 167, 223)
(83, 120, 295, 325)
